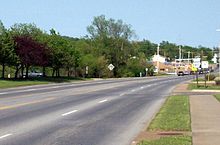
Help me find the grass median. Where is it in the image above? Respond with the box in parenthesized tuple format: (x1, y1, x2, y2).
(138, 95, 191, 145)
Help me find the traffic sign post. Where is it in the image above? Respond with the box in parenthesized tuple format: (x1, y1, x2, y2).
(193, 58, 201, 88)
(202, 61, 209, 88)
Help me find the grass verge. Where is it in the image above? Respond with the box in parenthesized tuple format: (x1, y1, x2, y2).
(214, 94, 220, 102)
(188, 83, 220, 90)
(148, 95, 191, 131)
(0, 77, 86, 89)
(137, 136, 192, 145)
(138, 95, 192, 145)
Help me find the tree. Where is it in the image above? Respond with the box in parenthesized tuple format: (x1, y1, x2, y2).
(0, 21, 15, 79)
(87, 15, 136, 77)
(14, 35, 49, 78)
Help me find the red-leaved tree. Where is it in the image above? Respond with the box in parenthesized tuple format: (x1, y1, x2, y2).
(14, 35, 50, 78)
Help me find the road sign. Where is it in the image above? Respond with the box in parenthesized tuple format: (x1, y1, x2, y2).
(201, 61, 209, 69)
(108, 64, 115, 71)
(193, 58, 201, 68)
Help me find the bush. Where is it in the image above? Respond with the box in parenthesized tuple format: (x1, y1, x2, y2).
(206, 74, 216, 81)
(214, 77, 220, 85)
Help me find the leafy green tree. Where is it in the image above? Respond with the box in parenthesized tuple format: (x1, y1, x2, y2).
(0, 21, 15, 79)
(87, 15, 136, 77)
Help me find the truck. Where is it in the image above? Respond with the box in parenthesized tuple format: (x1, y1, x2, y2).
(177, 64, 196, 76)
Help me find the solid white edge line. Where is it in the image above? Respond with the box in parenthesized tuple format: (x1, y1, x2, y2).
(0, 92, 7, 95)
(0, 134, 12, 139)
(98, 99, 108, 103)
(62, 110, 78, 116)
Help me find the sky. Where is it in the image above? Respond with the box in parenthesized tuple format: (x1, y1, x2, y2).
(0, 0, 220, 48)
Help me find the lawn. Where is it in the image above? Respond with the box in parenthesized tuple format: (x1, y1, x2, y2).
(0, 79, 49, 89)
(214, 94, 220, 102)
(138, 95, 192, 145)
(0, 77, 86, 89)
(148, 95, 191, 131)
(137, 136, 192, 145)
(188, 83, 220, 90)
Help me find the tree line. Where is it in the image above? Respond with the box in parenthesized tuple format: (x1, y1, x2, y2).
(0, 15, 213, 79)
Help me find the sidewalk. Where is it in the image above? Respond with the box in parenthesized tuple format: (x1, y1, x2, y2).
(190, 95, 220, 145)
(173, 83, 220, 145)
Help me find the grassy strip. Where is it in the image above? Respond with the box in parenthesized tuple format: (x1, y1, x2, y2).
(148, 95, 191, 131)
(138, 95, 192, 145)
(0, 80, 49, 89)
(188, 83, 220, 90)
(0, 77, 86, 89)
(137, 136, 192, 145)
(214, 94, 220, 102)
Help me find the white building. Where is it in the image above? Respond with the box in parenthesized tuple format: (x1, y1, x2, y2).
(152, 54, 166, 63)
(212, 53, 218, 64)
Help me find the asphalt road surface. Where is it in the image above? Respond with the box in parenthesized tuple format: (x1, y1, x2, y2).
(0, 76, 193, 145)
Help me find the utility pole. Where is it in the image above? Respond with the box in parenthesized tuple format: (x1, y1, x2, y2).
(216, 28, 220, 77)
(219, 44, 220, 77)
(179, 46, 182, 60)
(188, 51, 190, 64)
(157, 44, 160, 74)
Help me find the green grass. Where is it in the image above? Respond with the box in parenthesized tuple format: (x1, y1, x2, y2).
(138, 136, 192, 145)
(188, 83, 220, 90)
(214, 94, 220, 102)
(0, 77, 87, 89)
(148, 95, 191, 131)
(0, 80, 49, 89)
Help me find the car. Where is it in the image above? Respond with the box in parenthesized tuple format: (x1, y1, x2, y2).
(28, 71, 43, 77)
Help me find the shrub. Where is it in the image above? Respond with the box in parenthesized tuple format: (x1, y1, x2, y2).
(214, 77, 220, 85)
(206, 74, 216, 81)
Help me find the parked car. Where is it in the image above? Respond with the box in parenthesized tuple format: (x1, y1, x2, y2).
(28, 71, 43, 77)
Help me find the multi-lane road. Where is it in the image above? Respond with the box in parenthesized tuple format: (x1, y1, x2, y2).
(0, 76, 193, 145)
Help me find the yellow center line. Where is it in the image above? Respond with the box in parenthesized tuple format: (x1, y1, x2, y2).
(0, 97, 55, 110)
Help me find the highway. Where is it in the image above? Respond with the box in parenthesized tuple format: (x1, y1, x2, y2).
(0, 76, 193, 145)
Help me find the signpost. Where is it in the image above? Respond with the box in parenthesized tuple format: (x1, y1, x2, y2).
(193, 58, 201, 88)
(202, 61, 209, 88)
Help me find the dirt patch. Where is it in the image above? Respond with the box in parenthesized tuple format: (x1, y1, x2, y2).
(131, 131, 192, 145)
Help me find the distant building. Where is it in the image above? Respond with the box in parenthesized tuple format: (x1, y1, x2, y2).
(212, 53, 218, 64)
(152, 54, 166, 63)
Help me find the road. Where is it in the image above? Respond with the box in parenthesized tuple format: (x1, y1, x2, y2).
(0, 76, 193, 145)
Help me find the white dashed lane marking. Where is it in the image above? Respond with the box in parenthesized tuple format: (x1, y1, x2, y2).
(62, 110, 78, 116)
(0, 134, 12, 139)
(98, 99, 108, 103)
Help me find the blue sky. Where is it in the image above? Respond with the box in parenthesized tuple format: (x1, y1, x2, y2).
(1, 0, 220, 48)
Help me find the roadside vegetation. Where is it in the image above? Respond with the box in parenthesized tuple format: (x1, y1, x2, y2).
(188, 83, 220, 90)
(138, 95, 191, 145)
(0, 16, 213, 80)
(188, 73, 220, 90)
